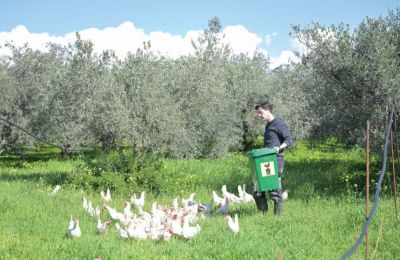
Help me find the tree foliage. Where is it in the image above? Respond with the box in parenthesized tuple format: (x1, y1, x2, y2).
(2, 10, 399, 158)
(287, 9, 400, 147)
(0, 18, 272, 158)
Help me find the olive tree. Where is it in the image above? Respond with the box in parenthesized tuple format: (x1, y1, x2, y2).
(290, 8, 400, 146)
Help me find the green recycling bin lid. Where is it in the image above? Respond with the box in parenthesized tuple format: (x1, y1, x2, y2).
(247, 148, 277, 158)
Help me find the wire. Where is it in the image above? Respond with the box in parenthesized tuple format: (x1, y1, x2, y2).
(393, 109, 400, 218)
(0, 116, 104, 154)
(394, 110, 400, 175)
(341, 109, 394, 259)
(0, 116, 62, 150)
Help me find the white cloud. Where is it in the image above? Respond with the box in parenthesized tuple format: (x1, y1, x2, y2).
(0, 22, 197, 59)
(264, 32, 278, 46)
(149, 30, 202, 58)
(0, 22, 301, 69)
(269, 50, 301, 70)
(289, 36, 312, 58)
(221, 25, 263, 55)
(77, 22, 148, 58)
(0, 22, 267, 59)
(0, 25, 65, 56)
(290, 27, 337, 56)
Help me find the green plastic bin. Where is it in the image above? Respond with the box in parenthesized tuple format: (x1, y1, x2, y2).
(247, 148, 279, 192)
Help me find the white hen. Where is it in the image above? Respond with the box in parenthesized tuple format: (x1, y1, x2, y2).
(171, 197, 179, 211)
(96, 218, 112, 234)
(238, 184, 244, 199)
(50, 185, 61, 195)
(182, 216, 201, 239)
(149, 225, 164, 241)
(162, 228, 173, 242)
(137, 205, 152, 226)
(183, 192, 196, 202)
(241, 184, 255, 203)
(169, 215, 183, 235)
(212, 190, 225, 206)
(130, 191, 145, 208)
(82, 197, 89, 211)
(67, 215, 74, 232)
(225, 214, 239, 233)
(87, 201, 95, 216)
(222, 185, 242, 203)
(67, 219, 81, 238)
(282, 189, 289, 201)
(115, 223, 129, 239)
(123, 201, 134, 219)
(126, 222, 147, 239)
(100, 188, 112, 202)
(151, 201, 166, 221)
(93, 206, 101, 217)
(103, 204, 126, 224)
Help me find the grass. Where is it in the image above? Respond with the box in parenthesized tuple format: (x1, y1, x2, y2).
(0, 141, 399, 259)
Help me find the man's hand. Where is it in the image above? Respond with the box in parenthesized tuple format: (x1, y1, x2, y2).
(273, 146, 280, 153)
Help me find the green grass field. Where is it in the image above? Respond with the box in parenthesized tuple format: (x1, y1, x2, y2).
(0, 142, 399, 259)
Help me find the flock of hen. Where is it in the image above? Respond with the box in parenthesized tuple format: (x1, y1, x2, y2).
(59, 184, 259, 241)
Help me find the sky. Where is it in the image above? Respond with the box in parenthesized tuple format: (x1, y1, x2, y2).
(0, 0, 398, 69)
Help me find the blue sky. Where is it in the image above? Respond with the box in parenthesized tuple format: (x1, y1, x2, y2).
(1, 0, 398, 67)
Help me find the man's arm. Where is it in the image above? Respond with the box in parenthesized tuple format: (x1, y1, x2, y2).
(278, 119, 292, 151)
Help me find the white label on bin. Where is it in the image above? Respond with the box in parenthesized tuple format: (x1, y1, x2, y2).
(260, 162, 275, 177)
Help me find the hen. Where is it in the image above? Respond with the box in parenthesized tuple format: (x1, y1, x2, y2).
(225, 214, 239, 233)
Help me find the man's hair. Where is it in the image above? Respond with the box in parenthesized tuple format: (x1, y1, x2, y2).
(255, 101, 273, 112)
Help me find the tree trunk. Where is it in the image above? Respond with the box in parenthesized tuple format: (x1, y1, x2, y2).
(101, 132, 116, 152)
(34, 142, 42, 152)
(61, 144, 71, 158)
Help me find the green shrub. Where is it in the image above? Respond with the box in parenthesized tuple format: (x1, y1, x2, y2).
(64, 149, 165, 194)
(293, 182, 316, 201)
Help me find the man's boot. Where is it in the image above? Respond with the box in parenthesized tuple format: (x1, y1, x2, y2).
(274, 201, 282, 215)
(253, 191, 268, 214)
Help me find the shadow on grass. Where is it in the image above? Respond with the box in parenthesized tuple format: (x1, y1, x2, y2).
(0, 171, 68, 186)
(195, 156, 372, 217)
(0, 152, 61, 165)
(284, 158, 372, 199)
(206, 157, 370, 202)
(0, 148, 77, 187)
(1, 144, 378, 204)
(0, 147, 101, 168)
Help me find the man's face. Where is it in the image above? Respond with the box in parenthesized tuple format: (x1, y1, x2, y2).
(257, 107, 271, 122)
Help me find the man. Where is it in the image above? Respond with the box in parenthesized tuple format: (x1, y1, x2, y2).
(255, 101, 292, 214)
